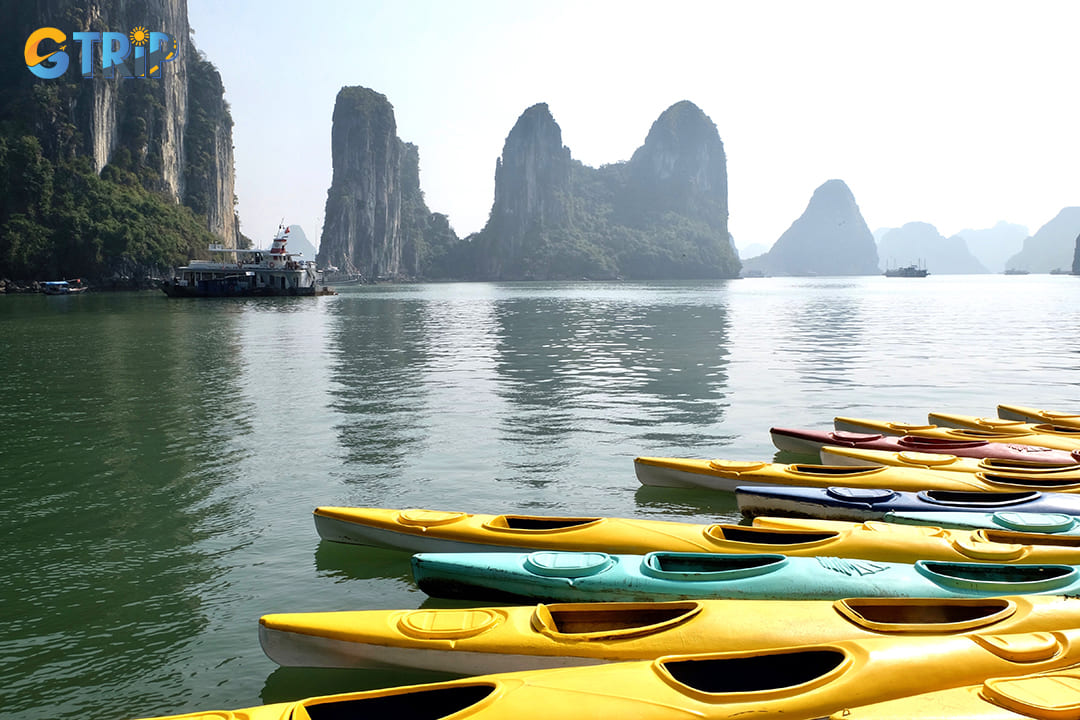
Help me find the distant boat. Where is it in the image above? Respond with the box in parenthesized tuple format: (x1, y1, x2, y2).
(162, 224, 336, 298)
(883, 264, 928, 278)
(1003, 269, 1030, 275)
(1050, 268, 1070, 275)
(41, 279, 88, 295)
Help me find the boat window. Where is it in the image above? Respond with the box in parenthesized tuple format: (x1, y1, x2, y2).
(663, 650, 845, 693)
(710, 526, 837, 544)
(547, 604, 698, 634)
(301, 684, 495, 720)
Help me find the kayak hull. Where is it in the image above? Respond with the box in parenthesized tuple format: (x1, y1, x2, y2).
(885, 510, 1080, 534)
(828, 668, 1080, 719)
(637, 455, 1080, 495)
(133, 631, 1080, 720)
(998, 404, 1080, 428)
(735, 485, 1080, 522)
(819, 446, 1080, 474)
(835, 416, 1080, 452)
(259, 595, 1080, 673)
(411, 551, 1080, 603)
(772, 427, 1080, 465)
(314, 506, 1080, 563)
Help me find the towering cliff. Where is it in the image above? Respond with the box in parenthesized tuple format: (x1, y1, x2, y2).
(478, 103, 573, 277)
(1073, 233, 1080, 275)
(877, 222, 988, 274)
(1005, 207, 1080, 273)
(625, 100, 728, 226)
(318, 87, 456, 280)
(461, 100, 737, 280)
(742, 180, 878, 276)
(0, 0, 241, 282)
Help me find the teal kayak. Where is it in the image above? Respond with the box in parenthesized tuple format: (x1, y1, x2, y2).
(885, 510, 1080, 534)
(410, 551, 1080, 603)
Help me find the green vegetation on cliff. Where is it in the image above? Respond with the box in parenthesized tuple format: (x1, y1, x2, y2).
(0, 1, 239, 283)
(0, 134, 216, 280)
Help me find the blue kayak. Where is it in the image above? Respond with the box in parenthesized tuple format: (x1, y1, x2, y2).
(735, 484, 1080, 522)
(410, 551, 1080, 602)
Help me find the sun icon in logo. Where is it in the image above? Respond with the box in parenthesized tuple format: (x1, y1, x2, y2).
(129, 26, 149, 46)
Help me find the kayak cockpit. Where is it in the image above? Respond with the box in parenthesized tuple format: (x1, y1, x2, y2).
(641, 552, 788, 581)
(979, 529, 1080, 548)
(532, 601, 701, 638)
(980, 472, 1080, 489)
(834, 597, 1017, 633)
(918, 490, 1043, 507)
(705, 525, 839, 546)
(484, 516, 604, 532)
(788, 464, 887, 476)
(916, 561, 1077, 592)
(658, 648, 847, 694)
(296, 683, 496, 720)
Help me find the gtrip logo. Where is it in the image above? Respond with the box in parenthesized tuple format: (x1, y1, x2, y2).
(25, 26, 178, 79)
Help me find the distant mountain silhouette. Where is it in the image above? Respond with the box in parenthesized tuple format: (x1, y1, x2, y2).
(877, 222, 988, 274)
(280, 225, 316, 259)
(741, 180, 878, 276)
(1006, 208, 1080, 273)
(952, 222, 1028, 273)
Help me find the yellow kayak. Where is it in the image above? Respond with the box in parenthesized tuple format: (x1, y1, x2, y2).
(819, 446, 1080, 475)
(635, 456, 1080, 493)
(827, 668, 1080, 719)
(258, 595, 1080, 672)
(315, 506, 1080, 564)
(930, 411, 1080, 439)
(999, 404, 1080, 429)
(834, 416, 1080, 452)
(131, 629, 1080, 720)
(751, 515, 1080, 563)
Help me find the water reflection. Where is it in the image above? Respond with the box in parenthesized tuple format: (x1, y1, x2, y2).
(313, 541, 414, 583)
(490, 284, 735, 485)
(325, 296, 430, 492)
(262, 665, 460, 705)
(0, 296, 252, 719)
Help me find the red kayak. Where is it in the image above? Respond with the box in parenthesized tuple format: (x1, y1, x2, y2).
(771, 427, 1080, 465)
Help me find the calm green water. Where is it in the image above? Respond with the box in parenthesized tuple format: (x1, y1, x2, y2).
(2, 276, 1079, 719)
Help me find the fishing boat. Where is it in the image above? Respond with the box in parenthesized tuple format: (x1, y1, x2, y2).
(833, 416, 1080, 452)
(635, 456, 1080, 494)
(884, 510, 1080, 534)
(735, 485, 1080, 522)
(132, 630, 1080, 720)
(883, 263, 929, 277)
(161, 223, 336, 297)
(998, 404, 1080, 428)
(411, 550, 1080, 603)
(770, 427, 1080, 464)
(40, 279, 87, 294)
(819, 446, 1080, 474)
(315, 506, 1080, 564)
(825, 668, 1080, 719)
(258, 595, 1080, 673)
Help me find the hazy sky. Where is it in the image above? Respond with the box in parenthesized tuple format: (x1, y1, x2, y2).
(187, 0, 1080, 252)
